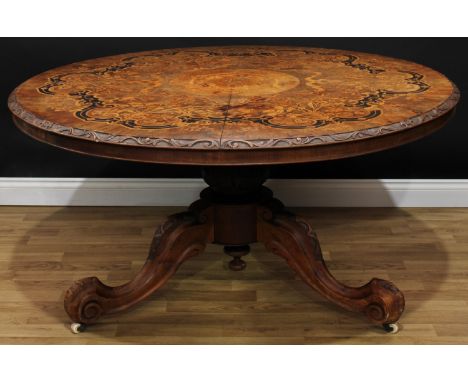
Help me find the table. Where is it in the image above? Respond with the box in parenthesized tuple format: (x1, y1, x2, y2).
(8, 46, 459, 334)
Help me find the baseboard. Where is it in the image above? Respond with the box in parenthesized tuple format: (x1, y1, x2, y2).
(1, 178, 468, 207)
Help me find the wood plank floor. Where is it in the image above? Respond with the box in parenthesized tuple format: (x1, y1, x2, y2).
(0, 206, 467, 344)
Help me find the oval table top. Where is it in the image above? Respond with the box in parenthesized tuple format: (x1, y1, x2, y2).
(8, 46, 460, 166)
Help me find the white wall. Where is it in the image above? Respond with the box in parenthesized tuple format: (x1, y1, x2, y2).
(1, 178, 468, 207)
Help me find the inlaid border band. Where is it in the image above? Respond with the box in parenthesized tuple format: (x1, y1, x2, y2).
(8, 85, 460, 150)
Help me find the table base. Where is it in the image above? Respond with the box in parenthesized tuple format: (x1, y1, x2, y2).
(64, 167, 405, 334)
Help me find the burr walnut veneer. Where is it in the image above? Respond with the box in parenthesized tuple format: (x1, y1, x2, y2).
(8, 46, 459, 333)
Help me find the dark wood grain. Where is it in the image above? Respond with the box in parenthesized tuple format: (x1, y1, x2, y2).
(8, 46, 459, 165)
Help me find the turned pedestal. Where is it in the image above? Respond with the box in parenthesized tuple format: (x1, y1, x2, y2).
(64, 167, 405, 334)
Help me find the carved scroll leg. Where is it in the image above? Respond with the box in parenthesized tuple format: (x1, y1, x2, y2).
(257, 206, 405, 328)
(64, 206, 213, 327)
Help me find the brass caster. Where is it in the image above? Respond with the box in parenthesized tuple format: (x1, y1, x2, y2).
(382, 322, 400, 334)
(70, 322, 86, 334)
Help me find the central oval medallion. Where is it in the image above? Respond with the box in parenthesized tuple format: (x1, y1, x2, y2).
(170, 68, 301, 97)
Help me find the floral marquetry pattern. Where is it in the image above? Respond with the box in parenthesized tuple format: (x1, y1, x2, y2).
(9, 46, 459, 150)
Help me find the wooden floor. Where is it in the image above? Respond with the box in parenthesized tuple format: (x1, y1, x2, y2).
(0, 206, 467, 344)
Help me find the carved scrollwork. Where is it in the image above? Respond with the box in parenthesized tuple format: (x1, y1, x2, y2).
(257, 202, 405, 325)
(64, 207, 214, 324)
(63, 276, 108, 324)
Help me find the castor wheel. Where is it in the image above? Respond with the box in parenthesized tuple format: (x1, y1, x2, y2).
(382, 323, 400, 334)
(70, 322, 86, 334)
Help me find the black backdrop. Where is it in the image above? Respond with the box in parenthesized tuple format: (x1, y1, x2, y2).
(1, 37, 466, 178)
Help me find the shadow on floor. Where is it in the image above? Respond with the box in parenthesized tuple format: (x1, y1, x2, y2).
(9, 180, 450, 344)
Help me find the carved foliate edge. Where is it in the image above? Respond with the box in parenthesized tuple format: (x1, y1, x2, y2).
(259, 202, 324, 262)
(8, 92, 220, 150)
(147, 210, 206, 260)
(147, 214, 187, 261)
(8, 82, 459, 151)
(221, 86, 460, 149)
